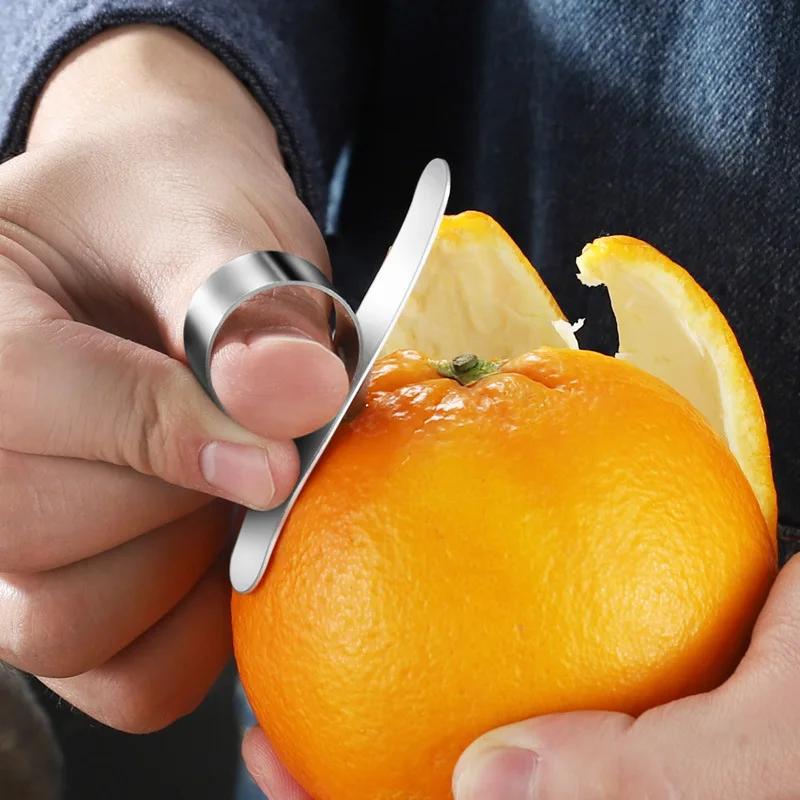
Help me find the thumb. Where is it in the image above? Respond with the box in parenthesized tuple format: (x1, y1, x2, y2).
(453, 555, 800, 800)
(452, 710, 639, 799)
(206, 277, 350, 441)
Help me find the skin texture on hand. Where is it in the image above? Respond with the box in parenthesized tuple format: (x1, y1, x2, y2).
(0, 25, 348, 733)
(246, 553, 800, 800)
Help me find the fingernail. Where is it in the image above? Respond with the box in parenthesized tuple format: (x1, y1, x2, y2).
(200, 442, 275, 509)
(454, 747, 538, 800)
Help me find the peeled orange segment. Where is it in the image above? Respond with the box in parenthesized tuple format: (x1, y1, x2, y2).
(577, 235, 777, 533)
(379, 210, 579, 360)
(384, 212, 776, 533)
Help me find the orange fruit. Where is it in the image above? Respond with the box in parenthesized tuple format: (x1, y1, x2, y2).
(232, 212, 778, 800)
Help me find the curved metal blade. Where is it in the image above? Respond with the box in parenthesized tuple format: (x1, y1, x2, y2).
(229, 158, 451, 593)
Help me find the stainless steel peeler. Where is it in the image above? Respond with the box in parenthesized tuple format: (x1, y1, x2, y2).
(183, 158, 451, 593)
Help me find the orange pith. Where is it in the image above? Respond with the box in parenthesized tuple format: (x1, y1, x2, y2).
(232, 213, 778, 800)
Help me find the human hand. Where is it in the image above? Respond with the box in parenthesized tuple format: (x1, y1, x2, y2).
(243, 555, 798, 799)
(0, 25, 348, 732)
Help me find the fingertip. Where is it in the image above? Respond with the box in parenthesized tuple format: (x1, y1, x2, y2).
(241, 725, 312, 800)
(241, 724, 269, 766)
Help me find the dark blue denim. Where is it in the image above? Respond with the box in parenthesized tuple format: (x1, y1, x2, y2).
(2, 2, 800, 799)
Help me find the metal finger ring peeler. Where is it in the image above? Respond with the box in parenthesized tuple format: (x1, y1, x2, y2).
(183, 158, 451, 594)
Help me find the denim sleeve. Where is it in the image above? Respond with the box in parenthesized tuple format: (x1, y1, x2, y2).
(0, 1, 371, 223)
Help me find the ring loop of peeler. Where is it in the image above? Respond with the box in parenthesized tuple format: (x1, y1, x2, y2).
(183, 250, 363, 411)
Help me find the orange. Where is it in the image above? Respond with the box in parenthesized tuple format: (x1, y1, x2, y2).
(232, 212, 778, 800)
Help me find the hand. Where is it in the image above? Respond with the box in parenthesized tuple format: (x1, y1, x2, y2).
(0, 25, 348, 732)
(243, 554, 800, 800)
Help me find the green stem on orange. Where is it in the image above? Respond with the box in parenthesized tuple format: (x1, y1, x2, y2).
(433, 353, 502, 386)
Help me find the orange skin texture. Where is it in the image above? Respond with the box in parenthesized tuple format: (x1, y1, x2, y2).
(232, 348, 777, 800)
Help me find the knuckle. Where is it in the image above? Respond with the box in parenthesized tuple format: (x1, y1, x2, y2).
(0, 450, 21, 569)
(0, 326, 35, 448)
(121, 354, 189, 480)
(0, 450, 62, 573)
(749, 554, 800, 672)
(126, 367, 166, 476)
(611, 751, 677, 800)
